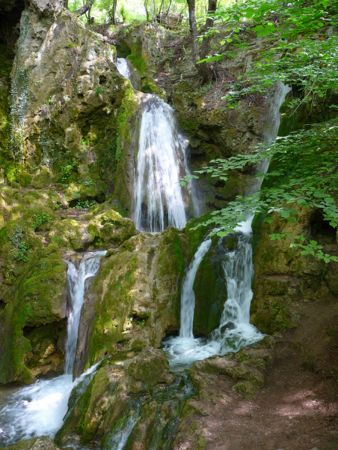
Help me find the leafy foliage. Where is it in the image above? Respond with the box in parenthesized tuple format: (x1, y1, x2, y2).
(32, 212, 51, 231)
(192, 0, 338, 262)
(199, 0, 338, 109)
(192, 121, 338, 261)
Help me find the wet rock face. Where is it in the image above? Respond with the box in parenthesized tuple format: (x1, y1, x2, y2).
(193, 240, 228, 336)
(57, 349, 187, 449)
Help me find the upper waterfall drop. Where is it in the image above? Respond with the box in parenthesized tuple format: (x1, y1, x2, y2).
(134, 94, 199, 232)
(116, 57, 132, 80)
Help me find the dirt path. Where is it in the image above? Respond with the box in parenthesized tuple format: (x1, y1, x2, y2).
(174, 299, 338, 450)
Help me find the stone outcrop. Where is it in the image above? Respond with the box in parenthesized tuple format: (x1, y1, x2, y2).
(8, 0, 139, 212)
(56, 349, 187, 449)
(252, 207, 337, 334)
(3, 437, 60, 449)
(75, 228, 186, 374)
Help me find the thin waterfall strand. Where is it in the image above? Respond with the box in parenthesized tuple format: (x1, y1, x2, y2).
(180, 239, 212, 338)
(116, 58, 132, 80)
(65, 251, 106, 374)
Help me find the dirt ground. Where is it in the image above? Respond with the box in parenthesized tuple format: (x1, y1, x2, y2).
(174, 298, 338, 450)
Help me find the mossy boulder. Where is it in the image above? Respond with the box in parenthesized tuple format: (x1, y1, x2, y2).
(126, 348, 173, 393)
(58, 351, 186, 449)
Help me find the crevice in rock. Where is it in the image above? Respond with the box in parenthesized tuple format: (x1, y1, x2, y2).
(0, 0, 25, 50)
(310, 209, 336, 244)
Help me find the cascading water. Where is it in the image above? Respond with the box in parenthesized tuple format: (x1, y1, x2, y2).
(106, 406, 140, 450)
(0, 251, 105, 446)
(134, 94, 199, 232)
(165, 83, 290, 367)
(65, 252, 106, 374)
(180, 239, 212, 338)
(116, 57, 132, 80)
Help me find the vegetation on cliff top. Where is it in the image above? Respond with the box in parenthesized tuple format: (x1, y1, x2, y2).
(184, 0, 338, 262)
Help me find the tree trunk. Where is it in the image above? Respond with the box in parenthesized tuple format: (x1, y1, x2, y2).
(166, 0, 173, 16)
(187, 0, 198, 61)
(206, 0, 217, 28)
(110, 0, 118, 24)
(75, 0, 95, 17)
(144, 0, 150, 21)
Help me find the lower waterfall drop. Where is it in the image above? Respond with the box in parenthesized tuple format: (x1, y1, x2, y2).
(0, 251, 105, 446)
(180, 239, 212, 338)
(165, 83, 291, 367)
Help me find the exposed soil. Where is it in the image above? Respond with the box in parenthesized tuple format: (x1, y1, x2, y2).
(174, 298, 338, 450)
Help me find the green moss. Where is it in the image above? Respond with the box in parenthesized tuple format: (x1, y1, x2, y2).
(251, 297, 294, 334)
(0, 219, 67, 383)
(193, 241, 226, 336)
(85, 251, 139, 365)
(115, 87, 139, 163)
(0, 46, 13, 170)
(233, 380, 258, 398)
(127, 53, 147, 76)
(87, 208, 136, 247)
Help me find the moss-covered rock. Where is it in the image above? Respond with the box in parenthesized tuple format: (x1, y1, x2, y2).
(0, 223, 67, 383)
(0, 44, 13, 175)
(57, 352, 188, 449)
(252, 208, 336, 334)
(8, 2, 140, 207)
(192, 239, 227, 336)
(77, 229, 185, 373)
(3, 437, 60, 450)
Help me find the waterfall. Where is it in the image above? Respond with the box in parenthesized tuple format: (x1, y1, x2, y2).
(65, 251, 106, 374)
(165, 83, 290, 367)
(116, 58, 132, 80)
(0, 252, 105, 446)
(115, 57, 200, 231)
(107, 408, 140, 450)
(180, 239, 212, 338)
(134, 94, 199, 232)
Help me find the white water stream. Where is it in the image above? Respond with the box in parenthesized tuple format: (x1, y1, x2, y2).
(116, 58, 132, 80)
(0, 251, 105, 446)
(134, 94, 199, 232)
(165, 83, 290, 366)
(180, 239, 212, 338)
(115, 57, 200, 232)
